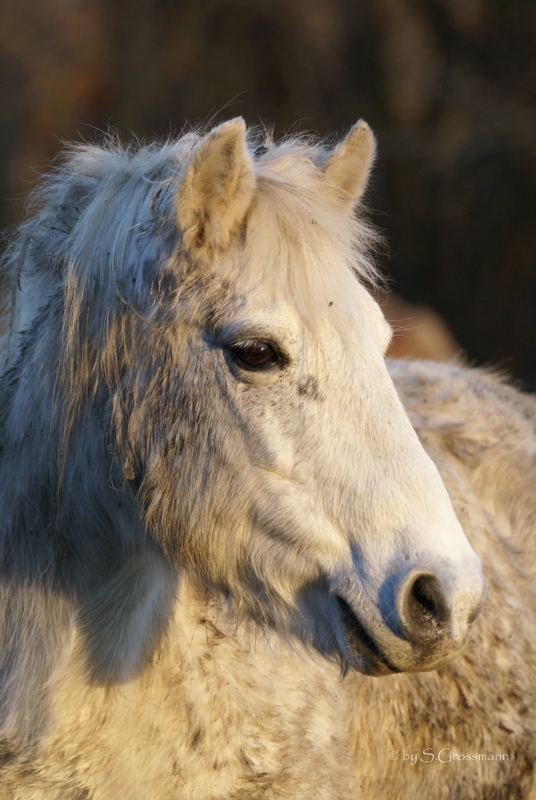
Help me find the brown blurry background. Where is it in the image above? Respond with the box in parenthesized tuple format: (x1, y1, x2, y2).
(1, 0, 535, 387)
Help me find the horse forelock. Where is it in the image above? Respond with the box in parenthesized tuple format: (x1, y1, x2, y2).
(2, 128, 379, 348)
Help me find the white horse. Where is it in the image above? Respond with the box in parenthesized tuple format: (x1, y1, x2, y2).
(0, 118, 533, 799)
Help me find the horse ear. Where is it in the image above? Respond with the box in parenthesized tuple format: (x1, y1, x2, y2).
(324, 120, 376, 207)
(177, 117, 256, 260)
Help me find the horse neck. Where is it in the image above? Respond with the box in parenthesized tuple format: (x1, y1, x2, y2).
(0, 348, 178, 745)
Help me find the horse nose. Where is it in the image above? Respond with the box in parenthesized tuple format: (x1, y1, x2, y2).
(396, 567, 485, 648)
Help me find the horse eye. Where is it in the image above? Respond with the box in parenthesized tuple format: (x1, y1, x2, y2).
(228, 340, 282, 370)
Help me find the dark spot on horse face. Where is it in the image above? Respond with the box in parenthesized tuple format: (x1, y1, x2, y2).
(73, 790, 92, 800)
(142, 256, 160, 287)
(297, 376, 322, 401)
(0, 739, 15, 766)
(151, 185, 164, 212)
(188, 726, 205, 750)
(156, 269, 179, 301)
(328, 301, 334, 307)
(222, 142, 235, 174)
(238, 219, 248, 246)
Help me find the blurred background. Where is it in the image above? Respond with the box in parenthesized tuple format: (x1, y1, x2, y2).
(1, 0, 535, 388)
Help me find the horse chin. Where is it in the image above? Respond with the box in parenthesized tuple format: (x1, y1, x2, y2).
(345, 650, 399, 677)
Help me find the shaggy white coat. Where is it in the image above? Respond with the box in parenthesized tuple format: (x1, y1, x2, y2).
(0, 119, 533, 799)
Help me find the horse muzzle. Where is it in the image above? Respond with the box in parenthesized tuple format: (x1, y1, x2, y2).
(332, 559, 485, 675)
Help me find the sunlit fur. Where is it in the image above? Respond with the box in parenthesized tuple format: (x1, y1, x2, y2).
(0, 121, 532, 799)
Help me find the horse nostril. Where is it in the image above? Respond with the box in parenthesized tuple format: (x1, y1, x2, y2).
(397, 568, 484, 647)
(404, 574, 450, 638)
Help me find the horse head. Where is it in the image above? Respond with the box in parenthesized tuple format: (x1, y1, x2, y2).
(1, 119, 484, 701)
